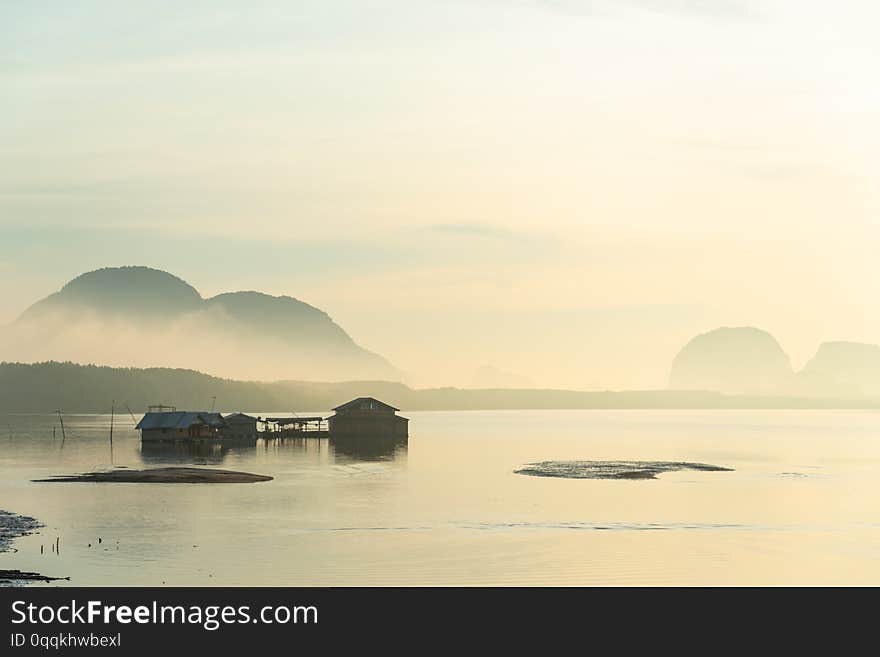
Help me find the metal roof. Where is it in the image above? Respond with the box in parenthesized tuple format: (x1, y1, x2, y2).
(265, 416, 324, 423)
(135, 412, 227, 430)
(331, 397, 400, 413)
(223, 412, 258, 423)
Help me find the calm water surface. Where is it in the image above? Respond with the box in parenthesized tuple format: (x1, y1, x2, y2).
(2, 409, 880, 586)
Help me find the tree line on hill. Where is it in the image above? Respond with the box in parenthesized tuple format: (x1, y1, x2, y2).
(2, 361, 877, 415)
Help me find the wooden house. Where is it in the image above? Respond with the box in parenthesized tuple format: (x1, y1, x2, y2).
(223, 412, 259, 438)
(326, 397, 408, 438)
(135, 411, 227, 441)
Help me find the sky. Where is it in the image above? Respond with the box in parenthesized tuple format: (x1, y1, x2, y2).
(2, 1, 880, 389)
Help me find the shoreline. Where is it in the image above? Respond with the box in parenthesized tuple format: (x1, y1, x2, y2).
(0, 509, 68, 586)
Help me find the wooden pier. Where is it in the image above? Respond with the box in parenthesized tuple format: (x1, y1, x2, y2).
(261, 416, 328, 438)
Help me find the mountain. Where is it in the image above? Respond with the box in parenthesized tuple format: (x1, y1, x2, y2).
(2, 266, 398, 382)
(669, 327, 794, 395)
(205, 291, 357, 347)
(19, 267, 203, 322)
(797, 341, 880, 398)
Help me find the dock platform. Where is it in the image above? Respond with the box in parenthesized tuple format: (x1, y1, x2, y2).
(261, 416, 328, 438)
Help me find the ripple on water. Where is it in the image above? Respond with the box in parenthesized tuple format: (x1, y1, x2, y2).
(514, 460, 734, 480)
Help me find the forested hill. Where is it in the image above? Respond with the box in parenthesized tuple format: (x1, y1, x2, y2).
(0, 362, 409, 414)
(1, 362, 876, 414)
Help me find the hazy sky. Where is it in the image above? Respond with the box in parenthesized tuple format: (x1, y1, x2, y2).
(2, 1, 879, 388)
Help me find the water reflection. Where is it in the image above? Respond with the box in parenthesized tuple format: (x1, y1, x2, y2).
(330, 436, 408, 461)
(137, 435, 408, 465)
(256, 436, 330, 461)
(139, 438, 257, 465)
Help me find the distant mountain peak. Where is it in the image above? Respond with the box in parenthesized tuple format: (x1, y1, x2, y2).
(62, 266, 201, 295)
(798, 340, 880, 397)
(209, 290, 329, 316)
(22, 266, 203, 321)
(669, 326, 793, 395)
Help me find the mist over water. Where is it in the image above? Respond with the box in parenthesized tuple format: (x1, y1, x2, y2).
(3, 409, 880, 586)
(1, 309, 385, 383)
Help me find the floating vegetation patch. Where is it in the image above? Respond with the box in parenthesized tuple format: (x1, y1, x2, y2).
(0, 510, 41, 553)
(0, 570, 69, 585)
(515, 460, 734, 480)
(33, 467, 273, 484)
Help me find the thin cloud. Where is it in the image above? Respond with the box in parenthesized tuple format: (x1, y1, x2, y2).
(524, 0, 759, 22)
(616, 0, 757, 20)
(426, 222, 519, 239)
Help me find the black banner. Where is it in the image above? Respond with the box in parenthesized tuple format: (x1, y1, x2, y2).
(0, 586, 868, 652)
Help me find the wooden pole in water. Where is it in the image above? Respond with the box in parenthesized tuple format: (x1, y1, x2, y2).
(57, 411, 66, 450)
(109, 399, 115, 464)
